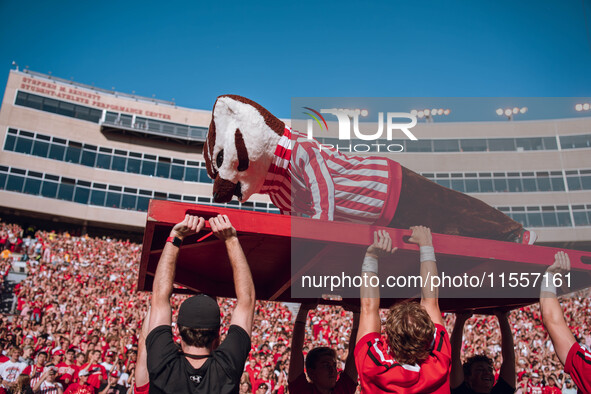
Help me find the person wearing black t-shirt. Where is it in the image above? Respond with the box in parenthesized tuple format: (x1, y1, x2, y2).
(146, 214, 256, 394)
(450, 312, 515, 394)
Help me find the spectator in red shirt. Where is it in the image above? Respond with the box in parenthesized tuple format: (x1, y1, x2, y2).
(79, 350, 106, 391)
(355, 227, 451, 394)
(64, 369, 93, 394)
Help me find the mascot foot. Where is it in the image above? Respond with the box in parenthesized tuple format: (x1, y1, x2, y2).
(515, 229, 537, 245)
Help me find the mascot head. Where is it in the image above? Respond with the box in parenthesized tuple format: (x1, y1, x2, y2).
(205, 95, 285, 203)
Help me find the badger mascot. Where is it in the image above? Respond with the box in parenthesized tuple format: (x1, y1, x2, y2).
(204, 94, 535, 244)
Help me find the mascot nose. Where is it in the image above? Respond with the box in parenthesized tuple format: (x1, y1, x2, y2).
(212, 178, 241, 203)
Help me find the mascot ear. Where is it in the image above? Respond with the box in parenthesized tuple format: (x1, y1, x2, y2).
(219, 94, 286, 137)
(204, 111, 217, 179)
(235, 129, 249, 171)
(214, 97, 236, 116)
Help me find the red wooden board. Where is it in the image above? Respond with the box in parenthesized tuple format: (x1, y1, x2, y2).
(138, 200, 591, 313)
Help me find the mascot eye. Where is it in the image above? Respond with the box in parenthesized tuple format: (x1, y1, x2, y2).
(216, 150, 224, 168)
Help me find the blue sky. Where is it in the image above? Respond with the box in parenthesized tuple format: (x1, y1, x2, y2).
(1, 0, 590, 119)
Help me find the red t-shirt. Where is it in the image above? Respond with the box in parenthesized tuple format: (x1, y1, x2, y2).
(63, 382, 95, 394)
(78, 363, 106, 389)
(288, 372, 357, 394)
(56, 362, 80, 387)
(354, 324, 451, 394)
(564, 342, 591, 394)
(134, 382, 149, 394)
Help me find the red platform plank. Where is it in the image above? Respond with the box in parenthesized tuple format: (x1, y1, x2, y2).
(138, 200, 591, 313)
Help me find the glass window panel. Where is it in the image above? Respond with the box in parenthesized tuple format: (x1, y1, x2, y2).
(171, 165, 184, 180)
(89, 109, 102, 123)
(43, 98, 58, 113)
(106, 192, 121, 208)
(96, 153, 112, 169)
(511, 213, 527, 226)
(479, 179, 493, 193)
(48, 143, 66, 161)
(15, 92, 27, 106)
(15, 137, 33, 154)
(567, 176, 582, 191)
(557, 212, 572, 227)
(65, 146, 81, 164)
(493, 178, 508, 192)
(542, 212, 558, 227)
(543, 137, 558, 150)
(6, 175, 24, 192)
(137, 196, 150, 212)
(74, 186, 90, 204)
(4, 134, 16, 151)
(81, 150, 97, 167)
(126, 158, 141, 174)
(460, 139, 487, 152)
(24, 178, 42, 195)
(90, 190, 106, 206)
(406, 140, 432, 152)
(25, 94, 43, 110)
(522, 178, 537, 192)
(581, 176, 591, 190)
(41, 181, 58, 198)
(433, 139, 460, 152)
(573, 211, 589, 226)
(57, 102, 75, 117)
(516, 137, 543, 151)
(508, 178, 523, 192)
(156, 162, 170, 178)
(184, 167, 198, 182)
(58, 182, 75, 201)
(560, 134, 591, 149)
(527, 213, 543, 227)
(488, 138, 515, 151)
(537, 177, 551, 191)
(111, 155, 127, 172)
(32, 141, 50, 157)
(141, 160, 156, 176)
(198, 169, 213, 184)
(0, 172, 6, 189)
(121, 194, 137, 210)
(451, 179, 465, 192)
(435, 179, 451, 188)
(465, 179, 479, 193)
(550, 177, 565, 191)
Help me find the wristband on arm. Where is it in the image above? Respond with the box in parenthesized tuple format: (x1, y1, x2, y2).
(419, 246, 436, 262)
(166, 236, 182, 247)
(361, 254, 378, 274)
(541, 273, 557, 295)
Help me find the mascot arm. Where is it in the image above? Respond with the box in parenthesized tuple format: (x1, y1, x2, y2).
(297, 142, 335, 220)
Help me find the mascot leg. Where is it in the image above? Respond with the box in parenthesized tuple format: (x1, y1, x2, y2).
(389, 167, 523, 242)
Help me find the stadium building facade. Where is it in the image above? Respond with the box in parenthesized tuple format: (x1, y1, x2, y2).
(0, 70, 590, 247)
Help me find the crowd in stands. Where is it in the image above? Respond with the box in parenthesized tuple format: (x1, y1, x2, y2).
(0, 220, 588, 393)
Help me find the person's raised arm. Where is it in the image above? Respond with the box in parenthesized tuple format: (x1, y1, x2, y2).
(135, 306, 150, 388)
(539, 251, 576, 365)
(409, 226, 443, 326)
(495, 311, 516, 388)
(450, 313, 471, 389)
(288, 303, 316, 383)
(209, 215, 255, 334)
(357, 230, 396, 345)
(343, 309, 360, 382)
(148, 215, 204, 333)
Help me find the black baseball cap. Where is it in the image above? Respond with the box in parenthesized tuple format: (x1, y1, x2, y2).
(177, 294, 220, 329)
